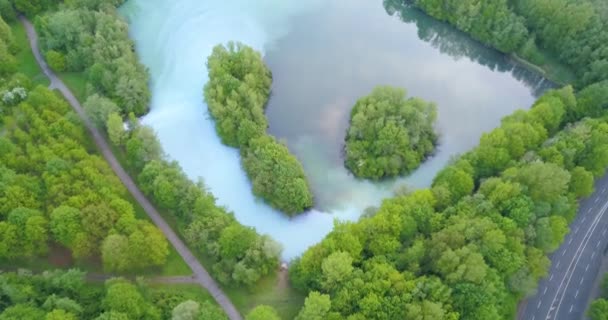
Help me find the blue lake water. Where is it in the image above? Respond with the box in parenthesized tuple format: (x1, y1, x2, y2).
(121, 0, 552, 260)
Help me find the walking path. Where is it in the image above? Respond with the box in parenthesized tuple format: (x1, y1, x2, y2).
(19, 16, 242, 320)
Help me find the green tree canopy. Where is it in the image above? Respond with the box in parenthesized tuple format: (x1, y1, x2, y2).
(345, 86, 438, 179)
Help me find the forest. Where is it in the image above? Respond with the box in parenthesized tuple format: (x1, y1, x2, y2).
(204, 42, 313, 215)
(2, 0, 608, 318)
(0, 270, 227, 319)
(0, 3, 284, 320)
(411, 0, 608, 87)
(344, 86, 437, 180)
(290, 82, 608, 319)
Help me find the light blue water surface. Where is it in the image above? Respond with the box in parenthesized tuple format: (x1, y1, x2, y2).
(121, 0, 552, 260)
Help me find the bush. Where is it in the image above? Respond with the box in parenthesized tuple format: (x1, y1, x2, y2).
(344, 86, 438, 179)
(45, 50, 66, 72)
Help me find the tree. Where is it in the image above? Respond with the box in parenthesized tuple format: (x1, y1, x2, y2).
(570, 167, 594, 198)
(45, 50, 66, 72)
(171, 300, 199, 320)
(345, 86, 438, 179)
(50, 206, 82, 247)
(101, 234, 131, 272)
(241, 135, 313, 214)
(103, 281, 148, 319)
(245, 305, 280, 320)
(0, 304, 45, 320)
(45, 309, 77, 320)
(84, 94, 119, 128)
(321, 252, 353, 291)
(589, 299, 608, 320)
(106, 112, 125, 146)
(295, 292, 332, 320)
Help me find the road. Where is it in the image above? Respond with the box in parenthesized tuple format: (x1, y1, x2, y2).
(19, 16, 243, 320)
(519, 174, 608, 320)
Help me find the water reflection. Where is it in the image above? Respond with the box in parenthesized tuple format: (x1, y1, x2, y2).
(383, 0, 553, 96)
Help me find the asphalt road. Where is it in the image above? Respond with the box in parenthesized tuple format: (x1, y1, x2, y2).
(20, 16, 243, 320)
(519, 174, 608, 320)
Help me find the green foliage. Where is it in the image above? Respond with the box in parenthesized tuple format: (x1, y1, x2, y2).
(0, 86, 168, 270)
(45, 50, 65, 72)
(83, 94, 119, 128)
(204, 42, 271, 148)
(295, 292, 332, 320)
(344, 86, 437, 179)
(589, 299, 608, 320)
(413, 0, 528, 53)
(106, 112, 125, 146)
(246, 305, 281, 320)
(293, 85, 608, 318)
(203, 42, 313, 214)
(0, 0, 15, 23)
(0, 17, 16, 77)
(36, 4, 150, 116)
(513, 0, 608, 86)
(242, 135, 313, 214)
(133, 157, 281, 287)
(11, 0, 56, 17)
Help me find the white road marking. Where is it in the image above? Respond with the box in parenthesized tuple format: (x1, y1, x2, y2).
(562, 250, 566, 256)
(544, 287, 548, 295)
(597, 240, 601, 248)
(588, 208, 592, 213)
(557, 261, 561, 268)
(570, 305, 574, 313)
(582, 216, 587, 223)
(538, 301, 542, 309)
(550, 274, 554, 281)
(580, 277, 584, 285)
(575, 290, 579, 298)
(574, 227, 579, 234)
(592, 251, 596, 259)
(586, 264, 590, 271)
(595, 197, 600, 203)
(568, 238, 573, 245)
(545, 198, 608, 320)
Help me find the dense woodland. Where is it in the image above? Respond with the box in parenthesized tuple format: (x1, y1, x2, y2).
(290, 83, 608, 319)
(26, 1, 282, 289)
(204, 42, 313, 215)
(35, 0, 150, 116)
(2, 0, 608, 318)
(0, 270, 227, 319)
(411, 0, 608, 87)
(0, 16, 169, 273)
(345, 86, 437, 180)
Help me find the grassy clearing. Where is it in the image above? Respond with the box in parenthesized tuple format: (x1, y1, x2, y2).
(10, 22, 49, 86)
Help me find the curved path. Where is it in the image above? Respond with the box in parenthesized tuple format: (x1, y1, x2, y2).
(519, 174, 608, 320)
(19, 16, 242, 320)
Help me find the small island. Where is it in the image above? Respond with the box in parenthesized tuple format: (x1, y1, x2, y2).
(204, 42, 313, 215)
(344, 86, 438, 180)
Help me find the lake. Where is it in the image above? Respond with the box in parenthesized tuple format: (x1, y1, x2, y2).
(120, 0, 552, 260)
